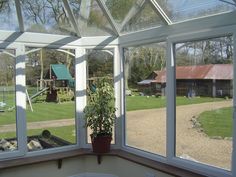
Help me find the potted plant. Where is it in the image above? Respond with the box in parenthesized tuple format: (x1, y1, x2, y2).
(83, 77, 116, 153)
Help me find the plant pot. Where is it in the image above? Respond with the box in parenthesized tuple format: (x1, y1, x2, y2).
(91, 135, 112, 153)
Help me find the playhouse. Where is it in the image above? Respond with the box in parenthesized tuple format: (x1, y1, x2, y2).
(30, 64, 74, 103)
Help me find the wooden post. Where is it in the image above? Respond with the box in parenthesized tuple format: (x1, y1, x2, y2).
(212, 79, 216, 97)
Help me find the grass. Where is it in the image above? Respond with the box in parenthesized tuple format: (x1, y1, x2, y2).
(0, 96, 225, 125)
(198, 107, 233, 138)
(126, 96, 224, 111)
(0, 102, 75, 125)
(0, 125, 76, 144)
(0, 94, 227, 140)
(0, 95, 230, 145)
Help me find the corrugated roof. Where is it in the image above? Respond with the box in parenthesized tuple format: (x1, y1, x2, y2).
(151, 64, 233, 83)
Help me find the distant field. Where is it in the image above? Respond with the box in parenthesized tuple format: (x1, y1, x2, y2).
(198, 107, 233, 138)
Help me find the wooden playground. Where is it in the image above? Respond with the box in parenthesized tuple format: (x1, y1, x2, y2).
(26, 64, 75, 111)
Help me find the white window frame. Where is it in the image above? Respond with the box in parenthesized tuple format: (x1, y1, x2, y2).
(167, 24, 236, 177)
(22, 44, 82, 157)
(82, 45, 122, 149)
(120, 39, 169, 164)
(0, 31, 118, 160)
(121, 24, 236, 177)
(0, 43, 27, 159)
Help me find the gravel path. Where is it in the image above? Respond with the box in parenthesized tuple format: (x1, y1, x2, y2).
(126, 100, 232, 170)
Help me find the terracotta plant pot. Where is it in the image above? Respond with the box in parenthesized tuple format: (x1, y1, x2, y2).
(91, 135, 112, 153)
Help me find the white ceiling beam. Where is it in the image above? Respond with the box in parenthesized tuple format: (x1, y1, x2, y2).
(96, 0, 120, 36)
(15, 0, 24, 32)
(149, 0, 172, 25)
(62, 0, 81, 38)
(120, 0, 146, 32)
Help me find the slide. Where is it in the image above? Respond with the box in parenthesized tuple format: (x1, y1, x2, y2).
(30, 87, 49, 100)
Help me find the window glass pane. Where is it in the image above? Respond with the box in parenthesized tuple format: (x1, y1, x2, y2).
(125, 43, 167, 156)
(86, 49, 114, 143)
(104, 0, 138, 26)
(21, 0, 77, 36)
(155, 0, 236, 23)
(0, 49, 17, 152)
(121, 2, 163, 33)
(0, 0, 19, 31)
(25, 47, 76, 151)
(70, 0, 115, 36)
(175, 36, 233, 170)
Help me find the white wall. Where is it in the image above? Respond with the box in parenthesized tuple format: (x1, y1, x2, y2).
(0, 156, 173, 177)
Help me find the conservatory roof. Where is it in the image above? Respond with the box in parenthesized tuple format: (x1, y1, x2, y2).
(1, 0, 236, 37)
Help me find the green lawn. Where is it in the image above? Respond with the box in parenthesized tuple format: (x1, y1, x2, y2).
(0, 125, 76, 144)
(0, 95, 230, 145)
(0, 102, 75, 125)
(0, 96, 225, 125)
(198, 107, 233, 138)
(126, 96, 224, 111)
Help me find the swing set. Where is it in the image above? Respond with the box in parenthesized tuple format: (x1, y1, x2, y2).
(0, 87, 15, 112)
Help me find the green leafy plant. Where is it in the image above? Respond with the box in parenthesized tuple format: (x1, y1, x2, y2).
(83, 77, 116, 138)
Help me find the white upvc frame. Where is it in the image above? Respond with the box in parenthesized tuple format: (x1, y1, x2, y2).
(76, 47, 87, 148)
(232, 33, 236, 177)
(14, 0, 24, 32)
(96, 0, 120, 36)
(121, 24, 236, 177)
(0, 43, 27, 160)
(148, 0, 172, 25)
(62, 0, 82, 38)
(81, 45, 121, 149)
(119, 10, 236, 46)
(167, 26, 236, 177)
(0, 4, 236, 176)
(114, 45, 123, 149)
(119, 0, 146, 32)
(120, 37, 168, 165)
(20, 43, 82, 157)
(0, 29, 118, 158)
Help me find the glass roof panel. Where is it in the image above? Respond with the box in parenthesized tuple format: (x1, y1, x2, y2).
(70, 0, 116, 36)
(155, 0, 236, 23)
(104, 0, 140, 26)
(0, 0, 19, 31)
(121, 1, 164, 34)
(20, 0, 77, 36)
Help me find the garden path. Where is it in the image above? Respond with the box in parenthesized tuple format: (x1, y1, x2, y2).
(126, 100, 232, 170)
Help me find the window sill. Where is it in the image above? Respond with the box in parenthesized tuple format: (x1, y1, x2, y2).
(0, 149, 206, 177)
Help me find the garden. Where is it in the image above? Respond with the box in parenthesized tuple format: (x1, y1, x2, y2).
(0, 92, 230, 142)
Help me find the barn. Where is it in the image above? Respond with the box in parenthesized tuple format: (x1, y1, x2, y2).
(138, 64, 233, 97)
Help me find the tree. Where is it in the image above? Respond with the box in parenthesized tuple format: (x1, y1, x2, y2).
(87, 50, 113, 78)
(176, 36, 233, 66)
(125, 43, 167, 87)
(0, 52, 14, 86)
(21, 0, 73, 34)
(105, 0, 136, 23)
